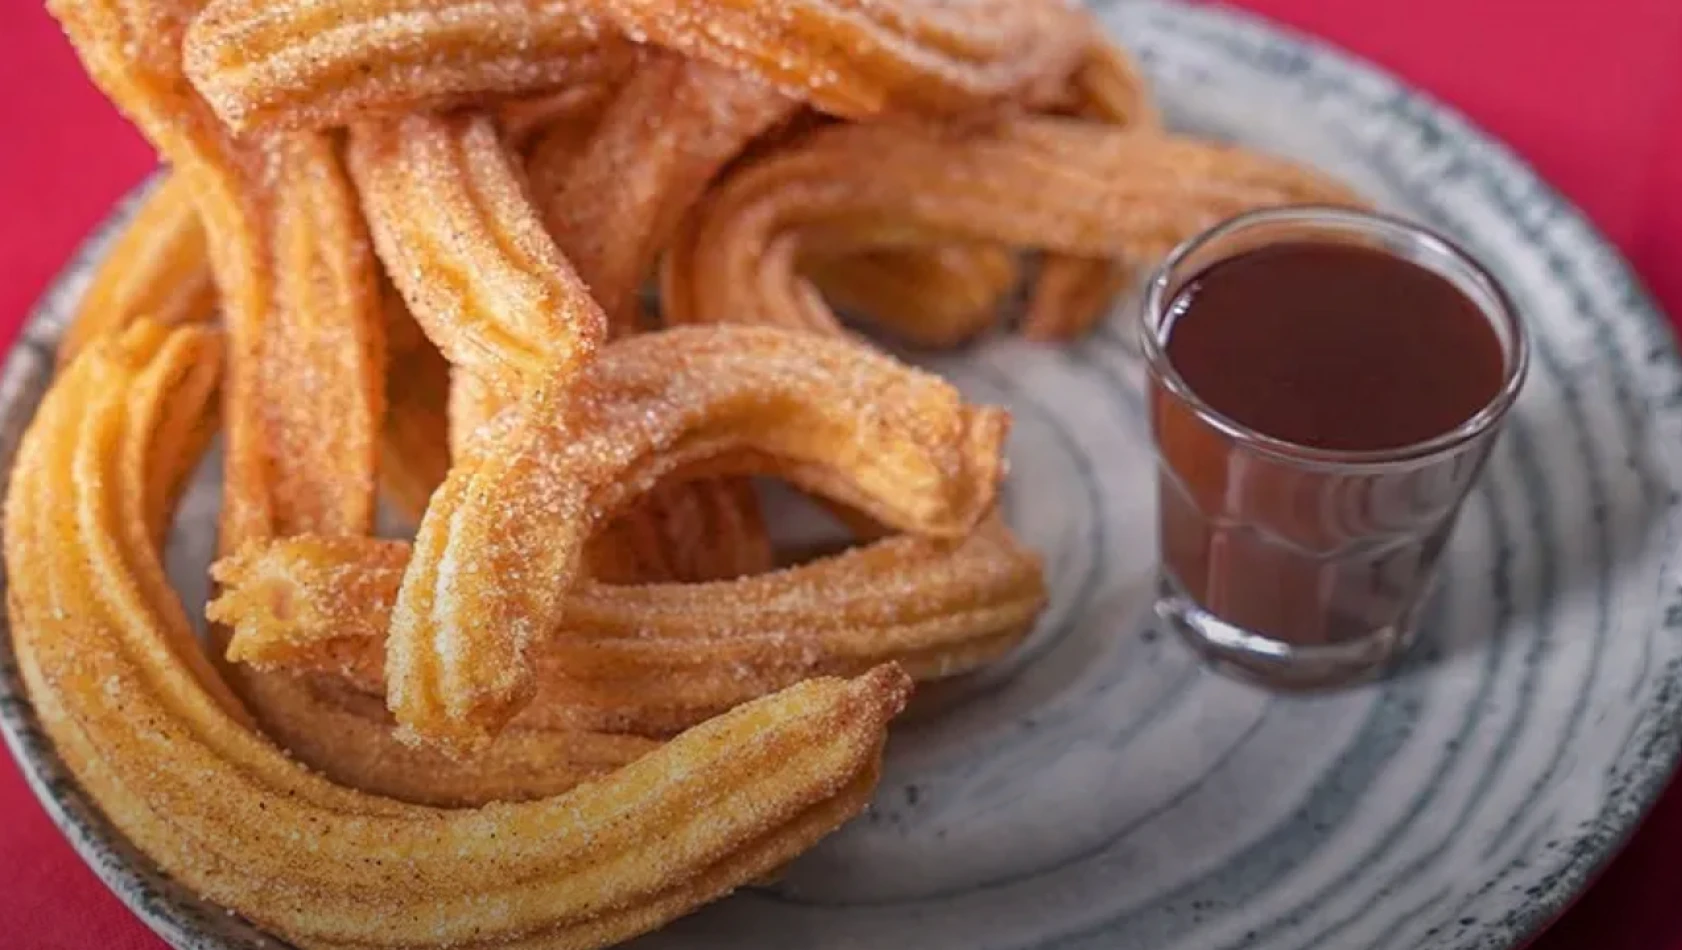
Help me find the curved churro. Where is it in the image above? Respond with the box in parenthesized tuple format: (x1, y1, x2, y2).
(600, 0, 1089, 120)
(9, 322, 909, 947)
(213, 519, 1042, 733)
(183, 0, 632, 134)
(348, 111, 605, 386)
(533, 55, 793, 584)
(352, 99, 775, 586)
(389, 324, 1009, 750)
(59, 172, 217, 368)
(664, 118, 1364, 334)
(449, 369, 775, 586)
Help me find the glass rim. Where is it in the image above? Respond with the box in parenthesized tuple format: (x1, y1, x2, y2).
(1138, 205, 1531, 469)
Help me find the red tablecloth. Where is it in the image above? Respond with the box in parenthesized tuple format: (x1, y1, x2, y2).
(2, 2, 1680, 948)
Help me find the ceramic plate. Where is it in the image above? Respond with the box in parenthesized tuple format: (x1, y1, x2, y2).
(5, 2, 1682, 948)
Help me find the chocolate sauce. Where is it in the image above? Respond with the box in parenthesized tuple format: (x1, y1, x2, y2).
(1149, 237, 1517, 665)
(1163, 241, 1505, 451)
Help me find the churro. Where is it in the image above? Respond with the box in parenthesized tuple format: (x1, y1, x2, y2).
(600, 0, 1089, 119)
(348, 111, 606, 387)
(388, 324, 1009, 750)
(213, 519, 1041, 733)
(184, 0, 632, 133)
(664, 118, 1364, 334)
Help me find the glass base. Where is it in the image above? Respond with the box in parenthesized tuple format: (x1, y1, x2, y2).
(1155, 574, 1418, 691)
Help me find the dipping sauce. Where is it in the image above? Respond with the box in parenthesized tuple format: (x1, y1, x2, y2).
(1147, 230, 1522, 685)
(1163, 242, 1506, 451)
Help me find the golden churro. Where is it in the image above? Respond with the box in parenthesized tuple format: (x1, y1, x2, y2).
(183, 0, 632, 134)
(600, 0, 1089, 119)
(348, 111, 606, 386)
(388, 324, 1009, 750)
(664, 118, 1364, 334)
(47, 0, 281, 552)
(213, 518, 1040, 733)
(260, 130, 385, 539)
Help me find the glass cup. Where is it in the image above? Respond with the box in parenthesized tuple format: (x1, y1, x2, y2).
(1139, 207, 1529, 689)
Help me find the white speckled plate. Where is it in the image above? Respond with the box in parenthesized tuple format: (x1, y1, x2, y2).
(4, 2, 1682, 949)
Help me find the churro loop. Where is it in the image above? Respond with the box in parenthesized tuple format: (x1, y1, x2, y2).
(664, 117, 1364, 334)
(389, 324, 1009, 750)
(450, 366, 774, 585)
(527, 54, 793, 583)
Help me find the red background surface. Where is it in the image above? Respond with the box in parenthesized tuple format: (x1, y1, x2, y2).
(1, 1, 1680, 947)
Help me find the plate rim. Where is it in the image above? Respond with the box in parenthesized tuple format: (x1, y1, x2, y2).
(3, 2, 1681, 948)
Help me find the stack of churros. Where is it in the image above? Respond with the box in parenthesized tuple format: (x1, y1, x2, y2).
(14, 0, 1362, 945)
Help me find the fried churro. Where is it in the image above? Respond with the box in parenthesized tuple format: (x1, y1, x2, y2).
(348, 111, 606, 386)
(600, 0, 1089, 119)
(184, 0, 633, 134)
(213, 518, 1039, 733)
(389, 324, 1009, 750)
(260, 130, 385, 539)
(664, 118, 1364, 334)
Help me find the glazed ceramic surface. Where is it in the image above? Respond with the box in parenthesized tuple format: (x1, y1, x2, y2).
(4, 2, 1681, 949)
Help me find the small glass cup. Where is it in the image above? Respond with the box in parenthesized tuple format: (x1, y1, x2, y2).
(1139, 207, 1529, 689)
